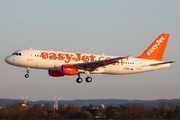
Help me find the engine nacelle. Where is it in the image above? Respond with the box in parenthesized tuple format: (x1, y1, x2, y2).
(63, 64, 79, 76)
(48, 70, 64, 77)
(48, 64, 79, 77)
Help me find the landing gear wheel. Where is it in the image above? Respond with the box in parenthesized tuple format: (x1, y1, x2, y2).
(25, 67, 30, 78)
(25, 74, 29, 78)
(85, 77, 92, 83)
(76, 77, 83, 83)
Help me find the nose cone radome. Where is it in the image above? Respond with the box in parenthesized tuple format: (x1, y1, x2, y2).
(5, 56, 12, 64)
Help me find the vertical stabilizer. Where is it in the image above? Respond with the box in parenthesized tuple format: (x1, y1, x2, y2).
(137, 33, 170, 61)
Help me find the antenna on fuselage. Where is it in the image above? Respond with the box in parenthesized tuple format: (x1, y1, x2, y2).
(30, 47, 32, 50)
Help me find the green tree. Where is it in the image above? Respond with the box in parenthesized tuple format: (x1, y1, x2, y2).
(174, 105, 180, 119)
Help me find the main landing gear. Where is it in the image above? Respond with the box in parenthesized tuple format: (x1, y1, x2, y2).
(76, 72, 92, 83)
(25, 67, 30, 78)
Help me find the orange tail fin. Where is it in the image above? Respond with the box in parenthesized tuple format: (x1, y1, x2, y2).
(137, 33, 170, 61)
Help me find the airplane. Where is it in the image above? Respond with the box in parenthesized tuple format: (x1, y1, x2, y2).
(5, 33, 175, 83)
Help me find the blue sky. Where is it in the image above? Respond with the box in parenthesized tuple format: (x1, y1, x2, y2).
(0, 0, 180, 101)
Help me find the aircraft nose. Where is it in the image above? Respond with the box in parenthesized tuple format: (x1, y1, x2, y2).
(5, 56, 12, 64)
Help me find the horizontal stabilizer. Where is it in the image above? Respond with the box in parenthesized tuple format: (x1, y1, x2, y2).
(141, 61, 175, 67)
(149, 61, 175, 66)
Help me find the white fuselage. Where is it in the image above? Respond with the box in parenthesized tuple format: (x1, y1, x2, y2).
(5, 49, 171, 75)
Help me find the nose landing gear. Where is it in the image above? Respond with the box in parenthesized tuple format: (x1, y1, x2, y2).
(25, 74, 29, 78)
(25, 67, 30, 78)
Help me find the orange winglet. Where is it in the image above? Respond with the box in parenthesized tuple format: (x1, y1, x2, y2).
(125, 55, 130, 60)
(137, 33, 170, 61)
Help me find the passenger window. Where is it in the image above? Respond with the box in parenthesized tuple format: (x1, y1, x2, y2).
(16, 53, 18, 55)
(19, 53, 21, 56)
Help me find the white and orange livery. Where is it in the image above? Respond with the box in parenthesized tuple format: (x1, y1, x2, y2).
(5, 33, 175, 83)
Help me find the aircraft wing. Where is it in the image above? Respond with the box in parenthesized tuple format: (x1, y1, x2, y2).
(71, 55, 129, 71)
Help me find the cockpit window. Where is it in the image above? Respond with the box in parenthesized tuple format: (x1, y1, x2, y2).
(12, 52, 16, 55)
(11, 52, 22, 56)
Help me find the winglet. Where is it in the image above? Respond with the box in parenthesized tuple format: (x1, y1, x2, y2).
(125, 55, 130, 60)
(137, 33, 170, 61)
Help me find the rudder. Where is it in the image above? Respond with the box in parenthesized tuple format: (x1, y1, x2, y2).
(137, 33, 170, 61)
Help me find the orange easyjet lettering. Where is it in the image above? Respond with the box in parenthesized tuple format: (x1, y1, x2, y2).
(73, 53, 81, 62)
(82, 55, 89, 62)
(64, 54, 73, 63)
(41, 52, 48, 59)
(98, 57, 104, 60)
(89, 55, 96, 61)
(49, 53, 57, 60)
(58, 53, 64, 60)
(41, 52, 121, 66)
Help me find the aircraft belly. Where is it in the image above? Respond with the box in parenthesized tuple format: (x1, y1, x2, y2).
(18, 58, 55, 69)
(37, 59, 55, 69)
(102, 65, 136, 75)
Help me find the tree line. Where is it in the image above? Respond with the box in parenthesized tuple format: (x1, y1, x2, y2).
(0, 102, 180, 119)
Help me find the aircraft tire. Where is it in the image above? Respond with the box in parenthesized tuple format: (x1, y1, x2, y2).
(76, 77, 83, 83)
(85, 77, 92, 83)
(25, 74, 29, 78)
